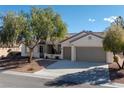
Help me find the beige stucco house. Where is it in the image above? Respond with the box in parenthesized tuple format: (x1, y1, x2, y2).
(21, 31, 113, 63)
(61, 31, 113, 63)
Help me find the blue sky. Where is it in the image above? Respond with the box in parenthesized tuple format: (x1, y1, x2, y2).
(0, 5, 124, 33)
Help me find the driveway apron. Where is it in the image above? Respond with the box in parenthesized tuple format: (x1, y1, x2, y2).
(34, 60, 110, 85)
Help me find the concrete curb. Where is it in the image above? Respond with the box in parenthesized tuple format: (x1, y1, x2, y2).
(100, 82, 124, 88)
(1, 70, 55, 79)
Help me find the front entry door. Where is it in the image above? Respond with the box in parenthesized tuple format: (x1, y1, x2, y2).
(39, 46, 44, 58)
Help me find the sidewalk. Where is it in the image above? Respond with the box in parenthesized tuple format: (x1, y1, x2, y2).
(1, 70, 55, 79)
(100, 82, 124, 88)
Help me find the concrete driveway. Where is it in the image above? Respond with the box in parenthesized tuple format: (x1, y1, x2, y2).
(34, 60, 110, 85)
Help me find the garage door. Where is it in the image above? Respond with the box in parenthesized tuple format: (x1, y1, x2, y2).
(76, 47, 106, 62)
(63, 47, 71, 60)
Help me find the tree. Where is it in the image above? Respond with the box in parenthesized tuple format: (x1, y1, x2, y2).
(110, 16, 124, 69)
(0, 12, 19, 47)
(0, 27, 2, 47)
(1, 7, 67, 63)
(113, 16, 124, 27)
(50, 14, 67, 54)
(103, 24, 124, 69)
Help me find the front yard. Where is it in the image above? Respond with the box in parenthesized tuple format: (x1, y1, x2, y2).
(11, 59, 57, 73)
(1, 54, 124, 86)
(109, 62, 124, 84)
(0, 56, 57, 73)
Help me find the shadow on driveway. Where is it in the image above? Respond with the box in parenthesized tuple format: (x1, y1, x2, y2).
(46, 60, 107, 69)
(44, 67, 110, 87)
(36, 59, 57, 68)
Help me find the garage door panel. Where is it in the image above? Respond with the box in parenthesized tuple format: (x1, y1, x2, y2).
(63, 47, 71, 60)
(76, 47, 106, 62)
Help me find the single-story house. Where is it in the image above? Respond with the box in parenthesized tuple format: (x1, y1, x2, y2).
(21, 31, 113, 63)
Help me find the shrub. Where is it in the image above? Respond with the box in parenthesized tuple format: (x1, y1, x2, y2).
(113, 56, 119, 63)
(27, 68, 34, 71)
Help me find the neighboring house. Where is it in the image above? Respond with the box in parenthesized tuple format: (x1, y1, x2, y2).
(61, 31, 113, 63)
(21, 31, 113, 63)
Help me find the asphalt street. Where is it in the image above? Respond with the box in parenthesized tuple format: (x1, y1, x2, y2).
(0, 73, 105, 88)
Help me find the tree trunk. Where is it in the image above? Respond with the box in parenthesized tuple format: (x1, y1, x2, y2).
(28, 48, 33, 63)
(121, 51, 124, 69)
(122, 61, 124, 69)
(113, 53, 122, 69)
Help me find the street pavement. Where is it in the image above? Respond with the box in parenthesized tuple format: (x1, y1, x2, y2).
(0, 72, 107, 88)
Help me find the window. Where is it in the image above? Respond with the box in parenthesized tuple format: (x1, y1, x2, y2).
(47, 44, 61, 54)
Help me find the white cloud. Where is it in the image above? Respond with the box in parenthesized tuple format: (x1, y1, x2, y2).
(88, 18, 96, 22)
(104, 16, 117, 23)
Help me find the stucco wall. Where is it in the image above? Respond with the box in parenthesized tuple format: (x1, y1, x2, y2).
(71, 35, 103, 47)
(21, 44, 39, 58)
(61, 32, 86, 47)
(106, 52, 113, 63)
(21, 44, 26, 57)
(33, 45, 39, 58)
(44, 54, 61, 59)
